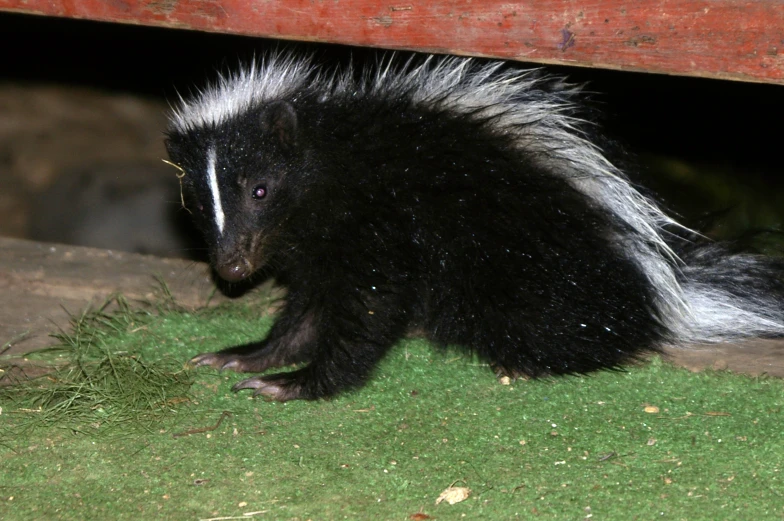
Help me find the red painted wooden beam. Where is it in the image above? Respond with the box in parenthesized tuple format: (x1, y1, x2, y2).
(1, 0, 782, 84)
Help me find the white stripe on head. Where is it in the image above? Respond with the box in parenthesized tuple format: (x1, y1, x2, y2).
(207, 146, 225, 235)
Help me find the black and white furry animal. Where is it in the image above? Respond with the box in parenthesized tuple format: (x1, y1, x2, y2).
(165, 53, 784, 401)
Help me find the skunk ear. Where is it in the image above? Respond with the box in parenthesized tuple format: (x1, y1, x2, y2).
(261, 101, 298, 147)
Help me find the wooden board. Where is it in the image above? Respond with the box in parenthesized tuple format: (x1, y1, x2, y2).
(0, 237, 223, 355)
(0, 0, 782, 84)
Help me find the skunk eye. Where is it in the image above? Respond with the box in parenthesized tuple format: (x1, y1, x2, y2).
(252, 185, 267, 200)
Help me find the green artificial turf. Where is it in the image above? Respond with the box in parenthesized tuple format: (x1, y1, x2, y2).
(1, 292, 783, 520)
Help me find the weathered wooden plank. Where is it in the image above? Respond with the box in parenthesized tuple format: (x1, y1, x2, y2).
(0, 237, 222, 355)
(0, 0, 781, 84)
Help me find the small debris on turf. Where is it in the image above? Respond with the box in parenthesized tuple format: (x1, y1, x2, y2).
(436, 486, 470, 505)
(172, 411, 231, 438)
(598, 451, 617, 462)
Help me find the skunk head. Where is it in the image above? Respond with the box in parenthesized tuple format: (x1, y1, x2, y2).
(165, 100, 303, 282)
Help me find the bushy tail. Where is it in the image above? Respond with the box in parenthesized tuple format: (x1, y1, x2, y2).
(675, 243, 784, 343)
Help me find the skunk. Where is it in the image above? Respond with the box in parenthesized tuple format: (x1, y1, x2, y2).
(165, 52, 784, 401)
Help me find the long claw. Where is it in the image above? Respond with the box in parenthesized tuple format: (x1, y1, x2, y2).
(221, 359, 242, 371)
(187, 351, 274, 373)
(231, 377, 265, 392)
(189, 353, 224, 368)
(232, 375, 302, 402)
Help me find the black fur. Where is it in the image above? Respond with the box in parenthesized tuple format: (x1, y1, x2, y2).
(165, 56, 782, 401)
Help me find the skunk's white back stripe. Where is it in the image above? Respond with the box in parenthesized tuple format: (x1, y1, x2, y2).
(206, 146, 225, 235)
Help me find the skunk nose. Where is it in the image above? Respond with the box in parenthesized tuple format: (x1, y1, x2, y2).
(216, 259, 252, 282)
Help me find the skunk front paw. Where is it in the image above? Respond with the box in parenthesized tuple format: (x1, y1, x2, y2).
(189, 351, 274, 373)
(231, 369, 320, 401)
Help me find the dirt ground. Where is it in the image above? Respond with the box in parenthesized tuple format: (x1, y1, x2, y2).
(1, 83, 783, 377)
